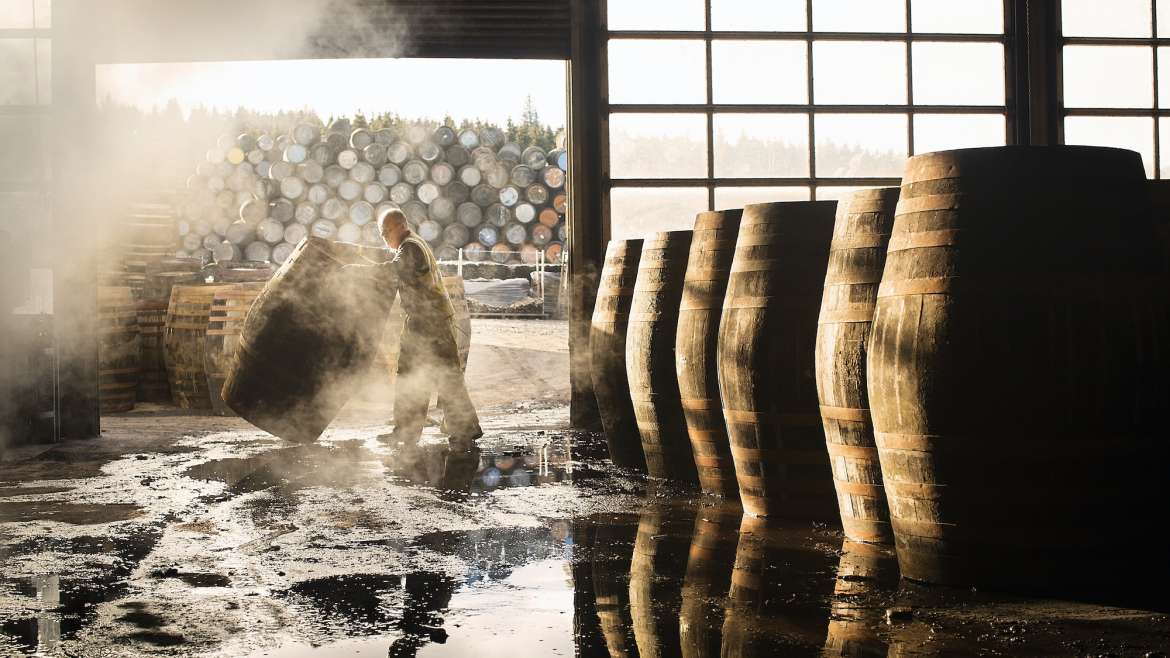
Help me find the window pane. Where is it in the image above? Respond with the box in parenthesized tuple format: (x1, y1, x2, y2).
(814, 42, 906, 104)
(911, 0, 1003, 34)
(1157, 48, 1170, 108)
(712, 41, 807, 104)
(1062, 0, 1150, 37)
(813, 0, 906, 32)
(1160, 0, 1170, 37)
(0, 38, 37, 106)
(715, 187, 811, 209)
(912, 43, 1004, 105)
(0, 0, 34, 28)
(1064, 116, 1155, 178)
(712, 0, 806, 31)
(36, 38, 49, 105)
(913, 114, 1006, 154)
(1063, 46, 1153, 109)
(610, 114, 707, 179)
(608, 40, 706, 104)
(34, 0, 49, 28)
(815, 114, 908, 178)
(608, 0, 705, 30)
(714, 113, 809, 177)
(611, 187, 709, 240)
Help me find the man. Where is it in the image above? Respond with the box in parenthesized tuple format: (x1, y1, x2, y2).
(372, 207, 481, 457)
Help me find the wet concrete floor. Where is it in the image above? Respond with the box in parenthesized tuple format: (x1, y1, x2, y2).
(1, 400, 1168, 657)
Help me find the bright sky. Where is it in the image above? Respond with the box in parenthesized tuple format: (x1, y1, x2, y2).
(95, 58, 568, 128)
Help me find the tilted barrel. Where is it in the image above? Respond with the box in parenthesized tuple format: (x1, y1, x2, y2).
(814, 188, 898, 544)
(591, 514, 640, 658)
(204, 282, 266, 415)
(165, 284, 232, 409)
(718, 201, 837, 518)
(590, 239, 646, 471)
(98, 286, 140, 414)
(222, 237, 397, 443)
(823, 539, 898, 657)
(676, 210, 742, 497)
(868, 146, 1170, 592)
(627, 231, 696, 484)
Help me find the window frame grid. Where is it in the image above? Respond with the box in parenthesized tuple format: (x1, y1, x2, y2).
(603, 0, 1015, 207)
(1058, 1, 1165, 176)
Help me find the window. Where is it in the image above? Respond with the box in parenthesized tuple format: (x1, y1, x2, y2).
(605, 0, 1010, 239)
(1060, 0, 1164, 177)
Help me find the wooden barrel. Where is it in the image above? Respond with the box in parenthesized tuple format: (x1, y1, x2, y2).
(590, 240, 646, 471)
(136, 300, 172, 403)
(868, 146, 1170, 592)
(204, 283, 266, 415)
(721, 516, 837, 656)
(814, 188, 898, 544)
(679, 502, 741, 658)
(627, 231, 696, 484)
(718, 201, 837, 518)
(165, 284, 232, 409)
(823, 540, 897, 657)
(442, 275, 473, 369)
(676, 210, 742, 497)
(98, 286, 140, 414)
(222, 237, 397, 443)
(143, 258, 203, 300)
(591, 515, 640, 658)
(629, 505, 695, 658)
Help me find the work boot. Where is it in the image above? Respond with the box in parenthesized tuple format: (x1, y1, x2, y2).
(446, 426, 483, 454)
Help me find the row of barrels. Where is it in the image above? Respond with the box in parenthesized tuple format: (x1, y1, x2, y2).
(585, 505, 900, 658)
(591, 145, 1170, 594)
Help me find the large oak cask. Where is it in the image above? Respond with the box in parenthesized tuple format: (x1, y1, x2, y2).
(627, 231, 697, 483)
(164, 284, 232, 409)
(718, 202, 837, 518)
(590, 239, 646, 470)
(679, 501, 740, 658)
(815, 188, 899, 544)
(222, 237, 397, 443)
(676, 210, 742, 497)
(629, 504, 695, 658)
(868, 146, 1170, 593)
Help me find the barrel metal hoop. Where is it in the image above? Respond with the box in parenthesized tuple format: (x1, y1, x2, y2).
(832, 478, 885, 495)
(681, 398, 718, 410)
(830, 234, 889, 250)
(818, 306, 877, 324)
(894, 192, 963, 215)
(825, 442, 879, 459)
(819, 405, 871, 422)
(886, 229, 961, 253)
(730, 259, 780, 273)
(877, 277, 956, 297)
(724, 409, 821, 426)
(822, 272, 883, 286)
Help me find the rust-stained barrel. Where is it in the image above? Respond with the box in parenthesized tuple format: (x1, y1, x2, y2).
(823, 540, 897, 657)
(629, 504, 695, 658)
(721, 516, 838, 656)
(679, 502, 741, 658)
(164, 284, 232, 409)
(222, 237, 397, 442)
(869, 146, 1170, 592)
(98, 286, 140, 414)
(590, 239, 646, 471)
(718, 201, 837, 518)
(627, 230, 697, 484)
(676, 210, 742, 497)
(204, 282, 266, 415)
(815, 188, 898, 544)
(591, 514, 640, 658)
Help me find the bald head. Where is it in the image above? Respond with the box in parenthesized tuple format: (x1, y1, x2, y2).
(378, 207, 409, 248)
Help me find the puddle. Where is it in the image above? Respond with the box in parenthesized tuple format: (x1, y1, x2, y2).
(0, 502, 142, 525)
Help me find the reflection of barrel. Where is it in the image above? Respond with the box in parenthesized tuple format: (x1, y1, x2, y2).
(590, 240, 646, 470)
(223, 237, 397, 442)
(677, 210, 742, 497)
(629, 505, 695, 658)
(824, 540, 897, 657)
(627, 231, 697, 484)
(136, 300, 172, 402)
(165, 284, 231, 409)
(679, 502, 741, 658)
(204, 283, 266, 415)
(869, 146, 1170, 592)
(721, 516, 837, 655)
(718, 202, 837, 518)
(592, 515, 640, 658)
(815, 188, 898, 544)
(99, 286, 140, 414)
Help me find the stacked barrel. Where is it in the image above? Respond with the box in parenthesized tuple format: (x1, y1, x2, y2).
(175, 120, 569, 267)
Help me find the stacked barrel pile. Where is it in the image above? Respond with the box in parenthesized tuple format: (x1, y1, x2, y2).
(175, 119, 569, 268)
(591, 144, 1170, 600)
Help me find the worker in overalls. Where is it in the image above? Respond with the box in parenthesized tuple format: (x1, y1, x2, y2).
(375, 207, 482, 459)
